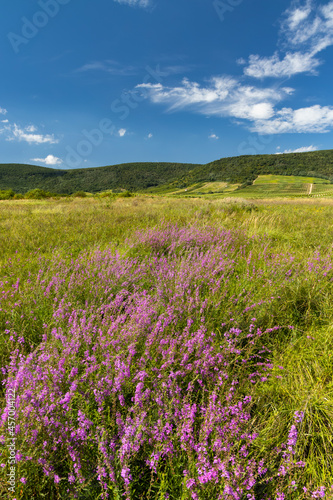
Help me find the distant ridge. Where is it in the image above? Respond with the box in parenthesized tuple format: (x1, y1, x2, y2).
(0, 162, 201, 194)
(1, 149, 333, 194)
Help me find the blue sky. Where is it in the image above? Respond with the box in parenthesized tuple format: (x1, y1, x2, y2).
(1, 0, 333, 169)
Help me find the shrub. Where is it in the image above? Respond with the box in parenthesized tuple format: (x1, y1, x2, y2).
(25, 189, 50, 199)
(0, 189, 15, 200)
(72, 191, 87, 198)
(118, 191, 134, 198)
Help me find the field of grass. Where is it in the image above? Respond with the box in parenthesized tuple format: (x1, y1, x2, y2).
(151, 175, 333, 200)
(165, 182, 239, 197)
(236, 183, 310, 198)
(253, 175, 330, 185)
(236, 176, 333, 199)
(1, 196, 333, 499)
(312, 184, 333, 196)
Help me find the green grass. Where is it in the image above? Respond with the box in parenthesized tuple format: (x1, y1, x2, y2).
(1, 196, 333, 498)
(146, 175, 333, 199)
(253, 175, 330, 184)
(312, 184, 333, 195)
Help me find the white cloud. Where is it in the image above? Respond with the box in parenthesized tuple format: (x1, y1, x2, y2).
(1, 119, 9, 123)
(209, 133, 219, 140)
(137, 77, 292, 121)
(281, 1, 333, 50)
(243, 1, 333, 79)
(286, 1, 312, 30)
(31, 155, 63, 165)
(8, 124, 59, 144)
(147, 133, 153, 139)
(133, 3, 333, 136)
(113, 0, 150, 7)
(244, 51, 321, 78)
(281, 145, 319, 153)
(0, 107, 7, 115)
(138, 74, 333, 134)
(252, 105, 333, 134)
(118, 128, 126, 137)
(25, 125, 37, 133)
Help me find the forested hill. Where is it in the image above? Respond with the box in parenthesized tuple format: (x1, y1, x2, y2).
(179, 149, 333, 185)
(0, 162, 201, 194)
(1, 149, 333, 194)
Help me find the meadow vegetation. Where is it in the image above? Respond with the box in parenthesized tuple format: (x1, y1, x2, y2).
(0, 196, 333, 499)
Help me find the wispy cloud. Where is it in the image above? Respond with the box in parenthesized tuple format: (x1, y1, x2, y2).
(132, 2, 333, 136)
(138, 75, 333, 134)
(209, 133, 219, 139)
(243, 51, 320, 78)
(75, 61, 192, 78)
(76, 60, 138, 76)
(25, 125, 37, 133)
(163, 64, 196, 75)
(118, 128, 127, 137)
(113, 0, 150, 8)
(242, 0, 333, 78)
(280, 144, 319, 153)
(286, 1, 312, 30)
(137, 77, 293, 121)
(281, 0, 333, 51)
(0, 107, 7, 115)
(31, 154, 63, 165)
(4, 123, 59, 144)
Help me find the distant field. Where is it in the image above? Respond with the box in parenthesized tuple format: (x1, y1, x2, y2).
(166, 182, 239, 197)
(237, 175, 333, 198)
(312, 184, 333, 196)
(155, 174, 333, 199)
(164, 175, 333, 199)
(235, 175, 333, 199)
(235, 182, 310, 198)
(253, 174, 330, 184)
(243, 175, 333, 198)
(188, 181, 228, 193)
(168, 181, 232, 195)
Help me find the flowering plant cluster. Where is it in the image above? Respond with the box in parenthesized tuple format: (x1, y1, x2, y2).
(0, 223, 332, 499)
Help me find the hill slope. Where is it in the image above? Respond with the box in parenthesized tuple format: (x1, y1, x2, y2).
(0, 162, 201, 194)
(1, 149, 333, 194)
(178, 149, 333, 186)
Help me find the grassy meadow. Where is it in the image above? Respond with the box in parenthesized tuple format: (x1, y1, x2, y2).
(1, 195, 333, 499)
(162, 176, 333, 200)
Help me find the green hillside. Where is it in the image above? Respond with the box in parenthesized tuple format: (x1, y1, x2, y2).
(1, 149, 333, 194)
(0, 162, 201, 194)
(176, 149, 333, 187)
(0, 164, 66, 193)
